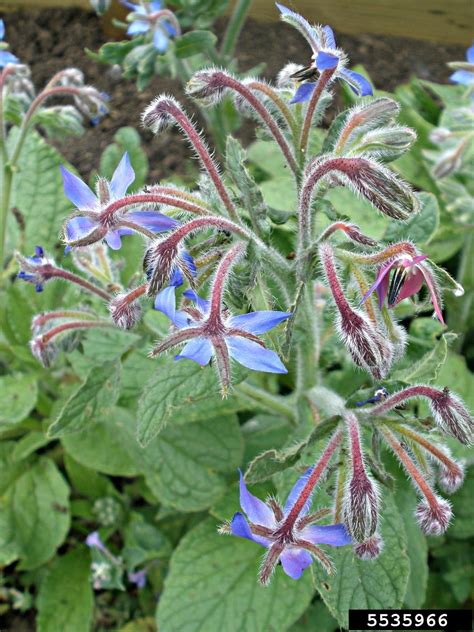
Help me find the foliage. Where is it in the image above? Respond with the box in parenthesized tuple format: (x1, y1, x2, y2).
(0, 7, 473, 632)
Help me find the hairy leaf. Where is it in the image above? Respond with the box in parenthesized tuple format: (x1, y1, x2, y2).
(157, 518, 314, 632)
(37, 547, 93, 632)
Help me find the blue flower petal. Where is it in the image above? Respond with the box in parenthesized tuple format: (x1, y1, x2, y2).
(230, 512, 270, 548)
(280, 548, 313, 580)
(150, 0, 162, 10)
(65, 216, 97, 241)
(339, 68, 373, 96)
(154, 286, 190, 327)
(105, 230, 123, 250)
(0, 50, 19, 67)
(175, 338, 212, 366)
(290, 82, 317, 104)
(127, 210, 178, 232)
(239, 470, 275, 527)
(181, 250, 197, 277)
(323, 25, 336, 49)
(127, 21, 150, 35)
(164, 20, 177, 36)
(0, 19, 5, 40)
(227, 336, 288, 374)
(316, 51, 339, 70)
(276, 3, 321, 54)
(110, 152, 135, 199)
(466, 43, 474, 64)
(183, 289, 210, 314)
(301, 523, 352, 547)
(153, 27, 169, 53)
(283, 467, 313, 517)
(450, 69, 474, 86)
(228, 311, 291, 335)
(60, 166, 98, 209)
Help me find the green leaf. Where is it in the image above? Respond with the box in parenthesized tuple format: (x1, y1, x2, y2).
(0, 374, 38, 425)
(63, 453, 113, 500)
(449, 467, 474, 540)
(49, 361, 121, 437)
(245, 416, 339, 484)
(9, 130, 73, 251)
(80, 328, 141, 364)
(123, 513, 172, 571)
(157, 518, 314, 632)
(137, 360, 244, 446)
(174, 30, 217, 58)
(383, 192, 439, 245)
(314, 491, 410, 629)
(99, 126, 149, 190)
(0, 441, 25, 495)
(37, 547, 93, 632)
(394, 481, 428, 608)
(247, 139, 296, 211)
(0, 458, 70, 569)
(325, 187, 388, 240)
(61, 407, 144, 477)
(144, 415, 243, 512)
(90, 39, 138, 65)
(391, 333, 456, 384)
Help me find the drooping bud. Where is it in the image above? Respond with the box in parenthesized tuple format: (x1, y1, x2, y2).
(350, 125, 417, 161)
(319, 221, 377, 247)
(343, 413, 379, 542)
(109, 292, 143, 330)
(319, 243, 393, 379)
(429, 388, 473, 445)
(143, 238, 180, 296)
(429, 127, 452, 144)
(353, 533, 384, 560)
(30, 336, 58, 368)
(438, 458, 465, 494)
(415, 496, 452, 535)
(432, 148, 463, 179)
(185, 68, 228, 106)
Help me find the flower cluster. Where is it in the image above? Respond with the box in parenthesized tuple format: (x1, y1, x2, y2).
(16, 4, 472, 588)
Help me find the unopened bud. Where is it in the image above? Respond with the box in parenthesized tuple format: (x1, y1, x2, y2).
(109, 293, 142, 329)
(415, 496, 452, 535)
(142, 95, 180, 133)
(429, 388, 473, 445)
(429, 127, 452, 144)
(432, 149, 463, 178)
(352, 125, 417, 161)
(30, 337, 57, 368)
(438, 459, 464, 494)
(143, 239, 179, 296)
(353, 534, 384, 560)
(186, 68, 227, 106)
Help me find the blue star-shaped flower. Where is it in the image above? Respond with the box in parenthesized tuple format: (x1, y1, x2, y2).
(122, 0, 176, 52)
(61, 152, 178, 251)
(227, 470, 351, 582)
(450, 42, 474, 87)
(276, 4, 373, 103)
(0, 20, 19, 68)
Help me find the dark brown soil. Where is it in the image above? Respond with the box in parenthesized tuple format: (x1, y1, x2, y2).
(4, 8, 464, 182)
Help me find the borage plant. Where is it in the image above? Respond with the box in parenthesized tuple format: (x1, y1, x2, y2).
(15, 4, 473, 630)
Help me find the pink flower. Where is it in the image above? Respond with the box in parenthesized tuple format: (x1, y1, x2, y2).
(361, 253, 445, 325)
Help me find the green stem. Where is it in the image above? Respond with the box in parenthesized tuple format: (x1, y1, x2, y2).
(0, 165, 13, 269)
(220, 0, 253, 59)
(236, 381, 296, 424)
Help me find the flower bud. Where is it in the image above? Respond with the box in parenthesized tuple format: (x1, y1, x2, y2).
(438, 459, 464, 494)
(30, 337, 57, 368)
(186, 69, 227, 106)
(319, 242, 393, 379)
(143, 239, 179, 296)
(109, 293, 142, 329)
(432, 149, 462, 179)
(429, 127, 452, 144)
(351, 125, 417, 161)
(337, 158, 420, 220)
(353, 534, 384, 560)
(343, 413, 379, 543)
(429, 388, 473, 445)
(142, 95, 180, 133)
(415, 496, 452, 535)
